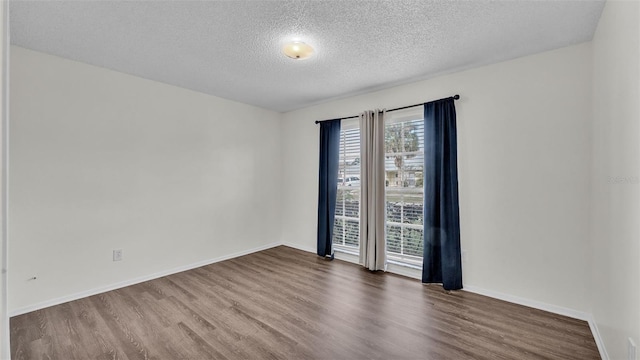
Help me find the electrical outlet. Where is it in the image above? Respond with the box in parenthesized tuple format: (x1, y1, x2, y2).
(113, 249, 123, 262)
(629, 338, 637, 360)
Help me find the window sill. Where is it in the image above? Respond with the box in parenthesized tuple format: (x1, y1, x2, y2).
(333, 248, 422, 280)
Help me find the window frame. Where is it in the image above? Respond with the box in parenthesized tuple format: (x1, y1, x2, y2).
(331, 109, 426, 269)
(332, 118, 361, 254)
(384, 107, 425, 267)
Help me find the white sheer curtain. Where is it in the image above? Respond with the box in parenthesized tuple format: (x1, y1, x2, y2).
(359, 109, 386, 270)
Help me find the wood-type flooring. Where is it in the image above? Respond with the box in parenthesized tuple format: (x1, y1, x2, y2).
(10, 246, 600, 359)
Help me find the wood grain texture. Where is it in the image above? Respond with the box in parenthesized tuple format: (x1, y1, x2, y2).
(11, 246, 600, 359)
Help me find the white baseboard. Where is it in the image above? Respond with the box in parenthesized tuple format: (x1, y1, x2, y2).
(462, 285, 590, 321)
(9, 242, 281, 317)
(586, 314, 609, 360)
(281, 242, 316, 254)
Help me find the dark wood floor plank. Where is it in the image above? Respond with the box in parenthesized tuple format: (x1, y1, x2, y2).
(11, 245, 600, 359)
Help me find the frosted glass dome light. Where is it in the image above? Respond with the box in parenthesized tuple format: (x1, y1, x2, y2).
(283, 41, 314, 60)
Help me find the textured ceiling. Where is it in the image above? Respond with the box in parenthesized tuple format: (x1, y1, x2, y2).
(10, 0, 605, 112)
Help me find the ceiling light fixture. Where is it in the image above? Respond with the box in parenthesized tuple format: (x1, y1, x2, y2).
(283, 41, 314, 60)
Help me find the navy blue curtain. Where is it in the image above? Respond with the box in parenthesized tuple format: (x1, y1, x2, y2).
(422, 98, 462, 290)
(317, 119, 341, 258)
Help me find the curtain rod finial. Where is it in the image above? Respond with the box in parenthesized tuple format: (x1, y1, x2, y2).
(453, 94, 460, 100)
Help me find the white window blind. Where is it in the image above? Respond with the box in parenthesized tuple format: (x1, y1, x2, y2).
(333, 119, 360, 251)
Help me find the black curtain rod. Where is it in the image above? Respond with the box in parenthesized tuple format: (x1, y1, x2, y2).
(314, 94, 459, 124)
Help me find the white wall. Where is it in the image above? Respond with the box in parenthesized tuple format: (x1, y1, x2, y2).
(1, 1, 7, 358)
(9, 46, 282, 313)
(281, 43, 593, 314)
(9, 6, 637, 357)
(590, 1, 640, 359)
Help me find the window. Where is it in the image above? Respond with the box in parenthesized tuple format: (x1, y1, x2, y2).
(332, 110, 425, 268)
(385, 108, 424, 267)
(333, 119, 360, 252)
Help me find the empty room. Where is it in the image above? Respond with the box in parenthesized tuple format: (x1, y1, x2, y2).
(1, 0, 639, 359)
